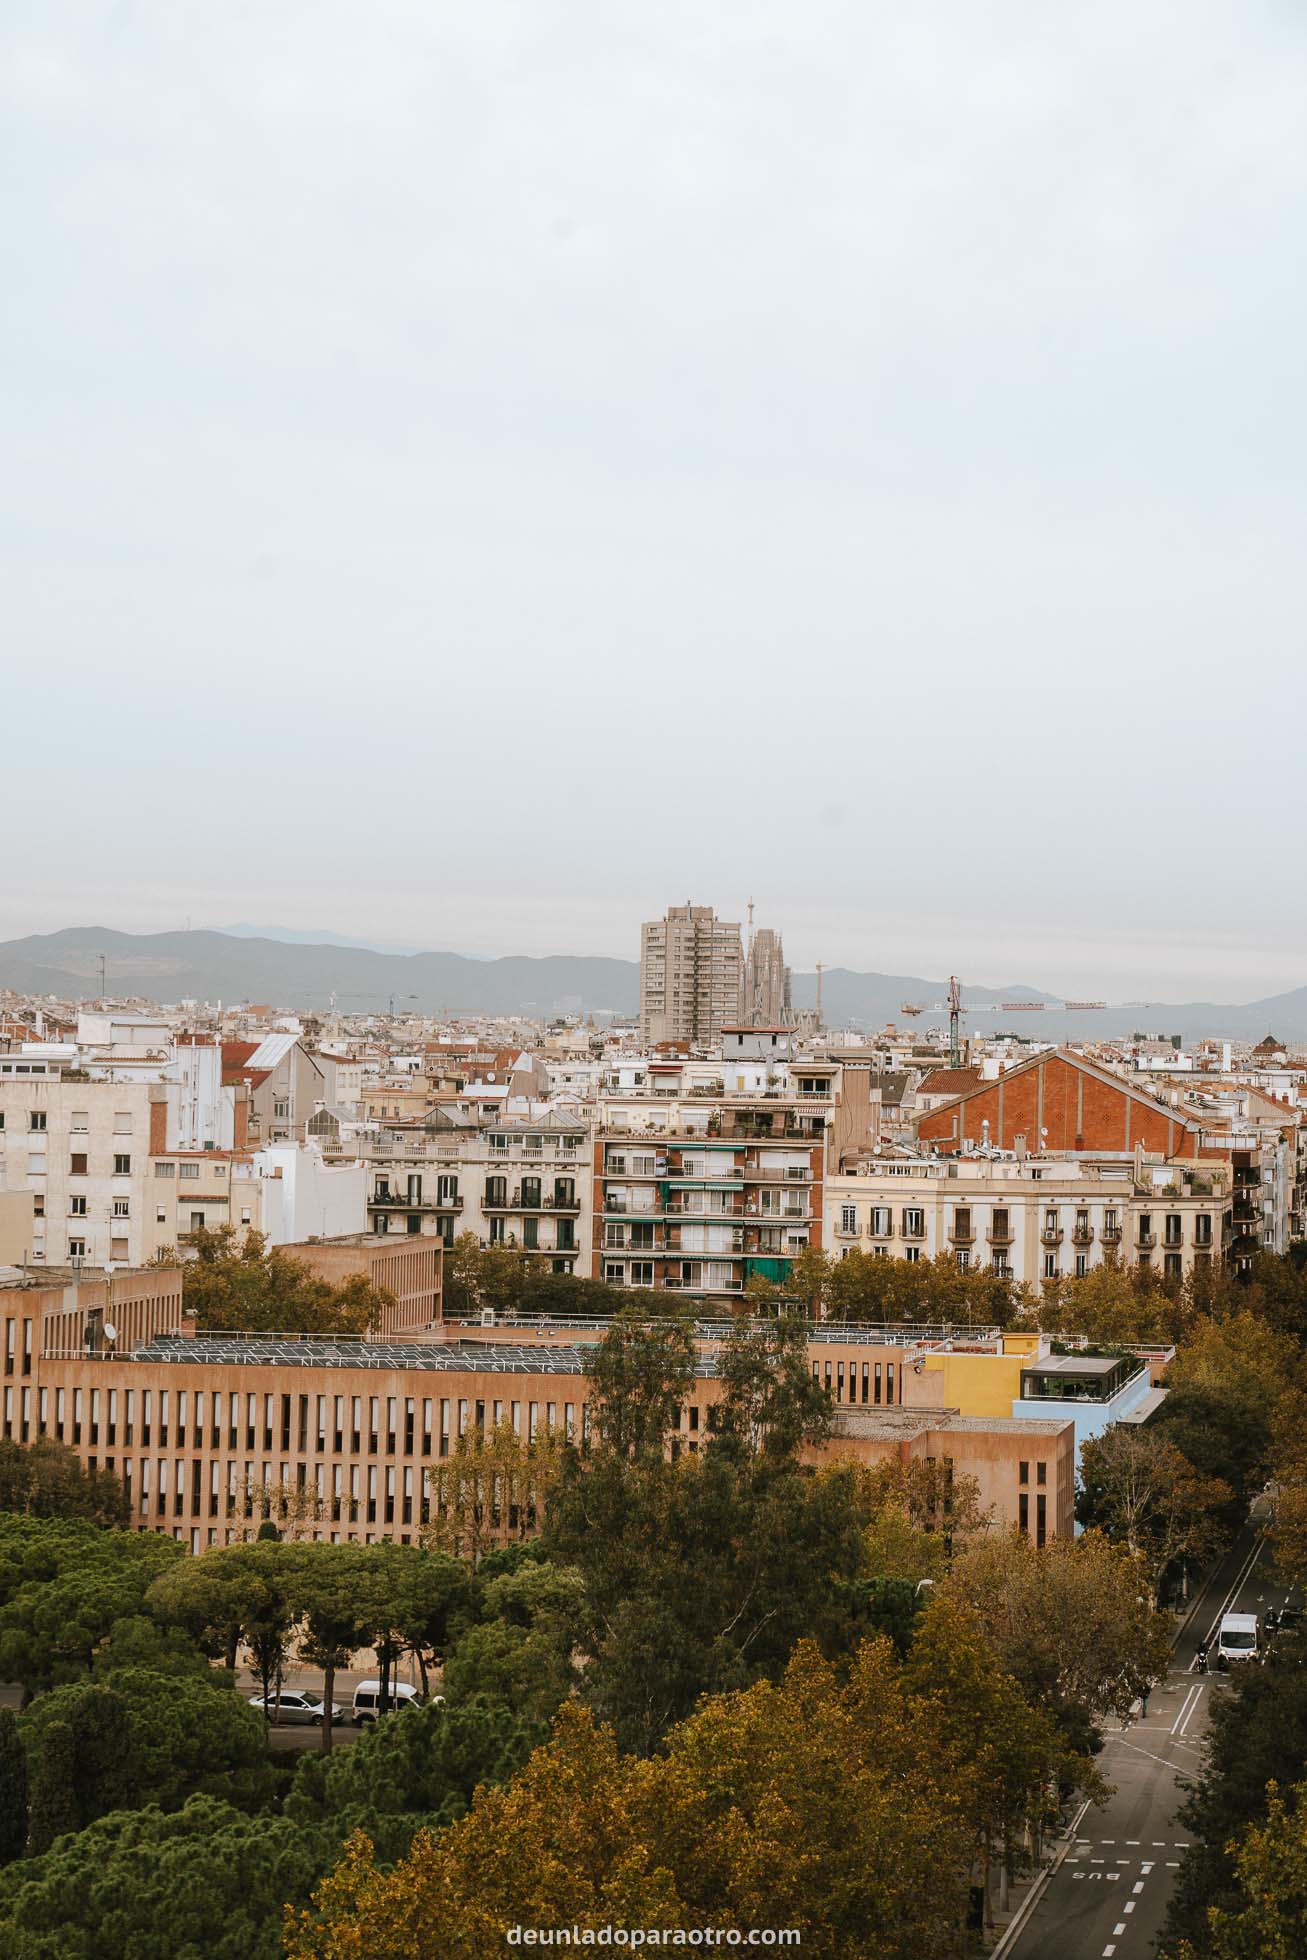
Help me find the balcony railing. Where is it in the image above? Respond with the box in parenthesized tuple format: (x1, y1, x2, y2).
(1137, 1231, 1156, 1250)
(1071, 1224, 1093, 1245)
(1040, 1228, 1064, 1247)
(987, 1226, 1014, 1246)
(948, 1226, 975, 1244)
(1101, 1223, 1122, 1243)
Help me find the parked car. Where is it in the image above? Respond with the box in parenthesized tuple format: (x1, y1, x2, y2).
(248, 1689, 343, 1726)
(351, 1680, 423, 1725)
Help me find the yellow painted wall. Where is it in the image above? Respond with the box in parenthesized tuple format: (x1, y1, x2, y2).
(921, 1349, 1027, 1419)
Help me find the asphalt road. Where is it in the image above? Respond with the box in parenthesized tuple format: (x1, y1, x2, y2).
(1004, 1526, 1287, 1960)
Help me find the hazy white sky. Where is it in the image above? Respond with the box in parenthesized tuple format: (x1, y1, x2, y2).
(3, 2, 1305, 1000)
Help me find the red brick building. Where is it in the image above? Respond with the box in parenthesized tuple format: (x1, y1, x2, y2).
(916, 1048, 1203, 1159)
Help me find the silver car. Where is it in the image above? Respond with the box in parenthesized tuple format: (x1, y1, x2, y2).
(248, 1689, 344, 1726)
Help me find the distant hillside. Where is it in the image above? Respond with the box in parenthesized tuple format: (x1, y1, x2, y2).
(0, 927, 1301, 1040)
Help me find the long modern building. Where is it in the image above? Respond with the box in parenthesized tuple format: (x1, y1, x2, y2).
(3, 1267, 1078, 1549)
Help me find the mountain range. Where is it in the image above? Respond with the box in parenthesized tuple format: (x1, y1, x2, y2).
(0, 927, 1301, 1042)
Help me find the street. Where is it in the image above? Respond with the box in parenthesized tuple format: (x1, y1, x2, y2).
(1002, 1526, 1284, 1960)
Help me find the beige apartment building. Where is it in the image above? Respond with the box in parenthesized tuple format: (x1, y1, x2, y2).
(825, 1153, 1229, 1285)
(639, 904, 744, 1046)
(0, 1070, 159, 1270)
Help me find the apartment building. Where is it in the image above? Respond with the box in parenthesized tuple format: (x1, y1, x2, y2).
(826, 1154, 1229, 1284)
(0, 1070, 158, 1269)
(595, 1098, 825, 1299)
(360, 1115, 591, 1275)
(639, 904, 744, 1046)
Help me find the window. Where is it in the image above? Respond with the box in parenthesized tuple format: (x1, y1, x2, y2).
(70, 1153, 88, 1175)
(630, 1262, 655, 1287)
(29, 1112, 46, 1132)
(1036, 1493, 1047, 1547)
(180, 1163, 199, 1181)
(955, 1249, 970, 1270)
(273, 1100, 289, 1120)
(905, 1245, 921, 1263)
(1019, 1460, 1029, 1484)
(1195, 1216, 1213, 1246)
(992, 1208, 1009, 1238)
(840, 1204, 858, 1234)
(1075, 1254, 1087, 1277)
(1036, 1461, 1047, 1485)
(1019, 1492, 1029, 1533)
(72, 1112, 89, 1132)
(112, 1199, 130, 1219)
(523, 1217, 538, 1250)
(68, 1238, 86, 1259)
(1043, 1252, 1056, 1279)
(870, 1206, 892, 1237)
(113, 1112, 132, 1133)
(113, 1154, 131, 1176)
(953, 1207, 971, 1240)
(902, 1207, 925, 1238)
(154, 1162, 175, 1179)
(1164, 1252, 1182, 1279)
(1164, 1213, 1183, 1247)
(70, 1195, 87, 1217)
(603, 1262, 625, 1283)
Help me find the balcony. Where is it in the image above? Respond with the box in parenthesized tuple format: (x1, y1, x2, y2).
(987, 1225, 1014, 1246)
(948, 1225, 975, 1245)
(1136, 1231, 1156, 1250)
(1040, 1228, 1064, 1248)
(1101, 1223, 1122, 1244)
(543, 1194, 581, 1212)
(1071, 1224, 1093, 1246)
(901, 1222, 926, 1241)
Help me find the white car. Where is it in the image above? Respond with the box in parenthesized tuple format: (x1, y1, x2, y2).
(351, 1680, 424, 1725)
(248, 1689, 344, 1726)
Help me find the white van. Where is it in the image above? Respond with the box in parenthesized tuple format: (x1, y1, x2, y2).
(1216, 1612, 1261, 1666)
(351, 1680, 422, 1725)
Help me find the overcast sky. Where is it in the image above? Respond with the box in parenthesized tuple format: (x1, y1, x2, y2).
(3, 2, 1304, 1001)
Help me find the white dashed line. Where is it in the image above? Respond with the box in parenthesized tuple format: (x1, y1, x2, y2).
(1124, 1903, 1135, 1915)
(1125, 1838, 1140, 1845)
(1104, 1947, 1116, 1957)
(1114, 1925, 1127, 1936)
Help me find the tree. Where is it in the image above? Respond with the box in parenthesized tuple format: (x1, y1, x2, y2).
(178, 1225, 390, 1335)
(288, 1540, 379, 1754)
(849, 1457, 991, 1558)
(285, 1695, 542, 1865)
(146, 1541, 276, 1671)
(1164, 1632, 1307, 1952)
(903, 1595, 1100, 1919)
(288, 1642, 979, 1960)
(1168, 1780, 1307, 1960)
(744, 1244, 834, 1318)
(942, 1529, 1171, 1745)
(710, 1313, 833, 1462)
(442, 1235, 534, 1320)
(0, 1710, 25, 1863)
(21, 1662, 273, 1819)
(0, 1437, 129, 1527)
(0, 1795, 327, 1960)
(24, 1718, 77, 1856)
(824, 1249, 1022, 1329)
(584, 1309, 696, 1462)
(546, 1449, 869, 1753)
(0, 1518, 184, 1700)
(1033, 1262, 1192, 1345)
(1077, 1426, 1233, 1604)
(421, 1424, 566, 1565)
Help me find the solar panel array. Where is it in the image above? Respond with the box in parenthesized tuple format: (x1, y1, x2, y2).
(128, 1334, 721, 1378)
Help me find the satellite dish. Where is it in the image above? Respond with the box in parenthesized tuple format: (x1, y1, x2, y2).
(103, 1323, 118, 1343)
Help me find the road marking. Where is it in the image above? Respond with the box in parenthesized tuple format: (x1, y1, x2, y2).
(1104, 1947, 1116, 1957)
(1091, 1858, 1104, 1864)
(1133, 1883, 1145, 1894)
(1124, 1903, 1135, 1915)
(1153, 1840, 1166, 1846)
(1126, 1838, 1140, 1845)
(1114, 1925, 1127, 1936)
(1167, 1861, 1180, 1868)
(1174, 1842, 1190, 1848)
(1171, 1685, 1200, 1734)
(1102, 1838, 1115, 1844)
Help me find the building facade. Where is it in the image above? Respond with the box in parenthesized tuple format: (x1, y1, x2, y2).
(639, 904, 744, 1047)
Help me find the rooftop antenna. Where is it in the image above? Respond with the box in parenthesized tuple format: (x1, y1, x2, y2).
(99, 952, 107, 1005)
(746, 895, 755, 954)
(949, 975, 962, 1069)
(815, 961, 825, 1031)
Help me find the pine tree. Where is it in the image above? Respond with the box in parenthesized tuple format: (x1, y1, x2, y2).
(26, 1719, 78, 1855)
(0, 1709, 27, 1862)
